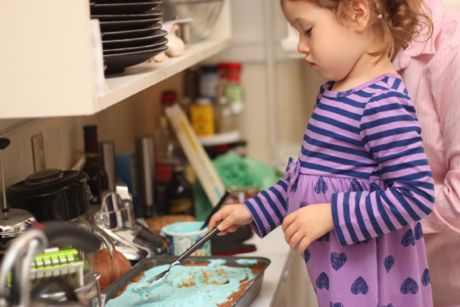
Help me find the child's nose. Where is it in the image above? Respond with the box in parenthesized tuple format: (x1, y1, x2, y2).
(297, 39, 310, 55)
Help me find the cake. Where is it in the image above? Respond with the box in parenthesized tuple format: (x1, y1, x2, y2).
(105, 259, 264, 307)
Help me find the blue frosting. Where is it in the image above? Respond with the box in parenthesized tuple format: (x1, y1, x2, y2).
(106, 261, 256, 307)
(162, 221, 205, 235)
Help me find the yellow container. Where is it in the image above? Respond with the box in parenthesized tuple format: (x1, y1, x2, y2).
(191, 98, 215, 136)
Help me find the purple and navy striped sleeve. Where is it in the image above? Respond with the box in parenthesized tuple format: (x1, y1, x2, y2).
(243, 178, 289, 237)
(331, 90, 435, 246)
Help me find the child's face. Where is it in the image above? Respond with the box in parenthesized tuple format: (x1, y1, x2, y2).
(283, 1, 368, 82)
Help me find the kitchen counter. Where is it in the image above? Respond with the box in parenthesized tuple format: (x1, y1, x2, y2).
(241, 227, 318, 307)
(134, 218, 316, 306)
(241, 227, 290, 307)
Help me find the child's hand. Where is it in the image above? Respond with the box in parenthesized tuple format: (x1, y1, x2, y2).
(208, 204, 253, 235)
(282, 204, 334, 252)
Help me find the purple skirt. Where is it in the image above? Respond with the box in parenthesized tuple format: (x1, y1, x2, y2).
(286, 159, 433, 307)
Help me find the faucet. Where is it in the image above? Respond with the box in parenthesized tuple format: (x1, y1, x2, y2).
(0, 223, 101, 307)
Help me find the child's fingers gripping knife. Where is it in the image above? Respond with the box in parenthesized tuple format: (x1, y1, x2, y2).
(208, 205, 236, 235)
(208, 204, 253, 235)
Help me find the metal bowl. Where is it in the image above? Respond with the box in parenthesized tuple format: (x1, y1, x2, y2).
(164, 0, 224, 42)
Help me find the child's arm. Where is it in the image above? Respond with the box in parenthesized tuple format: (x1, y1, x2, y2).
(282, 203, 333, 252)
(332, 90, 435, 246)
(208, 204, 253, 235)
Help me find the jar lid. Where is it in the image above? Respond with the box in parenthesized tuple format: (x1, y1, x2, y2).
(7, 170, 86, 200)
(196, 97, 212, 105)
(161, 90, 177, 106)
(200, 65, 218, 73)
(25, 169, 64, 186)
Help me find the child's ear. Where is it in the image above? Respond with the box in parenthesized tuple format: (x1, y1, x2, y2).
(347, 0, 371, 32)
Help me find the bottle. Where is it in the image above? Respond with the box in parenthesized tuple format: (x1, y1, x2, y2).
(154, 90, 187, 214)
(166, 164, 194, 215)
(154, 117, 177, 215)
(82, 125, 108, 205)
(199, 65, 219, 101)
(214, 96, 236, 133)
(190, 97, 215, 136)
(154, 161, 173, 215)
(225, 63, 245, 114)
(135, 136, 155, 218)
(183, 69, 200, 118)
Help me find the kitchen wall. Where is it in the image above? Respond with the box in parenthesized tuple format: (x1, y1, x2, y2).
(0, 0, 323, 188)
(0, 73, 182, 187)
(215, 0, 323, 165)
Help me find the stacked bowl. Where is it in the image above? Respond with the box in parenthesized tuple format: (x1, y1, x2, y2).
(90, 0, 168, 75)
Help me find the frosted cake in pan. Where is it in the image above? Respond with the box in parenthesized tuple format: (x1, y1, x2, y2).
(105, 258, 269, 307)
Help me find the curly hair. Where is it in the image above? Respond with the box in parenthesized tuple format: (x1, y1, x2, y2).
(281, 0, 433, 59)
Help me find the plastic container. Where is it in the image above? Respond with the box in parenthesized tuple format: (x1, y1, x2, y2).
(200, 65, 219, 100)
(163, 0, 225, 42)
(160, 221, 211, 256)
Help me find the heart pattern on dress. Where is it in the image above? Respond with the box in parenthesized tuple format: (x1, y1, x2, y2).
(378, 304, 394, 307)
(316, 272, 329, 290)
(414, 222, 423, 240)
(401, 229, 415, 247)
(304, 249, 311, 263)
(351, 276, 369, 295)
(331, 252, 347, 271)
(384, 255, 395, 273)
(329, 303, 344, 307)
(314, 176, 328, 194)
(400, 277, 419, 294)
(422, 268, 430, 286)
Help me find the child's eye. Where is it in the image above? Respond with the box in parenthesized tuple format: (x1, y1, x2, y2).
(304, 27, 313, 36)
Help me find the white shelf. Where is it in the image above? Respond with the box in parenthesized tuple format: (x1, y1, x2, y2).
(95, 38, 230, 113)
(0, 0, 232, 119)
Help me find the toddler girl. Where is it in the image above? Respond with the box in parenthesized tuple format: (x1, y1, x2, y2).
(209, 0, 435, 306)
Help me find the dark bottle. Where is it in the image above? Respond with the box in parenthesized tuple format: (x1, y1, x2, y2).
(154, 90, 187, 215)
(166, 164, 194, 215)
(154, 162, 173, 215)
(82, 125, 108, 205)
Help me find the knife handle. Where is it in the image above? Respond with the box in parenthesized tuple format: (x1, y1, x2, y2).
(176, 227, 220, 263)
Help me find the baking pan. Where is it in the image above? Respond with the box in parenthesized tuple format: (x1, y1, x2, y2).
(103, 256, 271, 307)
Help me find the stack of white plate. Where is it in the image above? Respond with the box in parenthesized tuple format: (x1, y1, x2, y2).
(90, 0, 168, 75)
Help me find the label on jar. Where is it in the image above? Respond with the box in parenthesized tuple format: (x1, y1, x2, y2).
(191, 104, 215, 136)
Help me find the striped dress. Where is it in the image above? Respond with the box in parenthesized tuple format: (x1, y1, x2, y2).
(244, 74, 435, 307)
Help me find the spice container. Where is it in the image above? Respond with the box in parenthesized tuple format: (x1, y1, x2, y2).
(191, 97, 215, 136)
(200, 65, 219, 101)
(214, 96, 236, 133)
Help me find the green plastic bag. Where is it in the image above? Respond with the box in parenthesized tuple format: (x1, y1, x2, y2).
(194, 152, 283, 221)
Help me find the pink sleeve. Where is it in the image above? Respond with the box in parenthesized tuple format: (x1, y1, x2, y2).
(422, 44, 460, 234)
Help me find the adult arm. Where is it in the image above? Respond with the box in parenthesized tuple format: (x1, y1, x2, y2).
(422, 44, 460, 234)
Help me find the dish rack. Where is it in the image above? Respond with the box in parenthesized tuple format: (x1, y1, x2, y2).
(30, 247, 85, 287)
